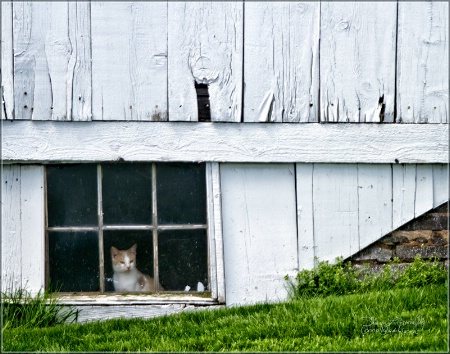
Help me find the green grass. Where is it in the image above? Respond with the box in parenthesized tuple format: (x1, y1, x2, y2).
(3, 257, 448, 351)
(3, 284, 448, 352)
(287, 255, 449, 298)
(1, 287, 79, 330)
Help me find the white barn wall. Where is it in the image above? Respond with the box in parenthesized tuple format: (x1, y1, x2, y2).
(2, 1, 448, 123)
(319, 2, 397, 122)
(168, 2, 243, 122)
(91, 2, 167, 121)
(1, 163, 448, 304)
(1, 1, 14, 121)
(1, 165, 45, 294)
(243, 2, 320, 122)
(220, 164, 299, 305)
(397, 1, 449, 123)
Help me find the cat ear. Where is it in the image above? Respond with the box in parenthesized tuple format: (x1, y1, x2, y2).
(130, 244, 137, 254)
(110, 246, 119, 258)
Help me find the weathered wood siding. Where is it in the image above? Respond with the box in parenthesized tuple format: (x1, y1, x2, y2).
(2, 163, 448, 304)
(1, 165, 45, 294)
(2, 1, 447, 122)
(168, 2, 243, 122)
(219, 163, 447, 304)
(397, 1, 449, 123)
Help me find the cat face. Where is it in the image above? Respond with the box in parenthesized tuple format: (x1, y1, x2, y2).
(111, 244, 137, 273)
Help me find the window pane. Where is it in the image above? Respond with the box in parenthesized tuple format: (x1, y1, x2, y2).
(48, 231, 99, 292)
(158, 229, 208, 291)
(157, 163, 206, 224)
(47, 165, 98, 227)
(102, 164, 152, 225)
(103, 230, 154, 292)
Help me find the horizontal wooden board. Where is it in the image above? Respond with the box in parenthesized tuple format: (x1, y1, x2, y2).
(2, 121, 448, 164)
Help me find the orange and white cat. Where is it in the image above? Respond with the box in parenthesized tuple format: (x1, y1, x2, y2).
(110, 244, 162, 292)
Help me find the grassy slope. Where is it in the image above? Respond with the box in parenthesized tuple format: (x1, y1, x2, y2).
(3, 284, 448, 352)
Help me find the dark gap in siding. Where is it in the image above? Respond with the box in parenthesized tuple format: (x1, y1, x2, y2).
(195, 83, 211, 122)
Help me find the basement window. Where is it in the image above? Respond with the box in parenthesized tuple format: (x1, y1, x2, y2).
(45, 162, 215, 298)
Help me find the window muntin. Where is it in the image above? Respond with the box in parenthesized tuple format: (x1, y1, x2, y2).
(46, 163, 208, 294)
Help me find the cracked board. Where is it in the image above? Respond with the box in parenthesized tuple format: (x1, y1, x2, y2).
(243, 2, 319, 122)
(319, 2, 397, 122)
(168, 2, 243, 122)
(91, 2, 167, 121)
(396, 1, 448, 123)
(12, 2, 91, 121)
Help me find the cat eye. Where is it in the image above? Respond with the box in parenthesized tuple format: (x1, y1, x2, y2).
(46, 162, 211, 296)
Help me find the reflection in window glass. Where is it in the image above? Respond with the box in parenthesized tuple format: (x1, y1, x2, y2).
(157, 163, 206, 225)
(47, 165, 97, 227)
(103, 230, 153, 292)
(159, 229, 208, 291)
(48, 231, 99, 292)
(102, 164, 152, 225)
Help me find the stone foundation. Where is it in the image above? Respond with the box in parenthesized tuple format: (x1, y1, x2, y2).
(348, 202, 449, 269)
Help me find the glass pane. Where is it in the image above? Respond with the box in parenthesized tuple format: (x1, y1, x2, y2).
(47, 165, 98, 227)
(48, 231, 99, 292)
(157, 163, 206, 225)
(158, 229, 208, 291)
(103, 230, 154, 292)
(102, 164, 152, 225)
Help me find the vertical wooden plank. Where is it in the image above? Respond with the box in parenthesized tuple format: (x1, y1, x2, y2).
(168, 2, 243, 122)
(414, 165, 434, 217)
(1, 1, 14, 120)
(244, 2, 319, 122)
(320, 2, 397, 122)
(397, 1, 448, 123)
(20, 166, 45, 294)
(432, 164, 448, 208)
(91, 2, 167, 121)
(68, 2, 92, 121)
(206, 163, 225, 302)
(358, 164, 393, 250)
(313, 164, 359, 262)
(1, 165, 22, 292)
(296, 163, 315, 270)
(392, 164, 417, 229)
(220, 164, 298, 305)
(13, 2, 72, 120)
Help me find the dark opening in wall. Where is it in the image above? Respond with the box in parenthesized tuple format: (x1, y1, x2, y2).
(195, 83, 211, 122)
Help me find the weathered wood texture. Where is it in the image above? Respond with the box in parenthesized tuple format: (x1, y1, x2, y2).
(220, 164, 298, 305)
(244, 2, 319, 122)
(1, 165, 45, 294)
(75, 304, 224, 323)
(1, 1, 14, 120)
(91, 2, 167, 121)
(320, 2, 397, 122)
(168, 1, 243, 122)
(297, 163, 448, 269)
(3, 1, 446, 122)
(1, 163, 448, 304)
(397, 1, 449, 123)
(206, 163, 226, 302)
(2, 122, 448, 164)
(12, 2, 91, 121)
